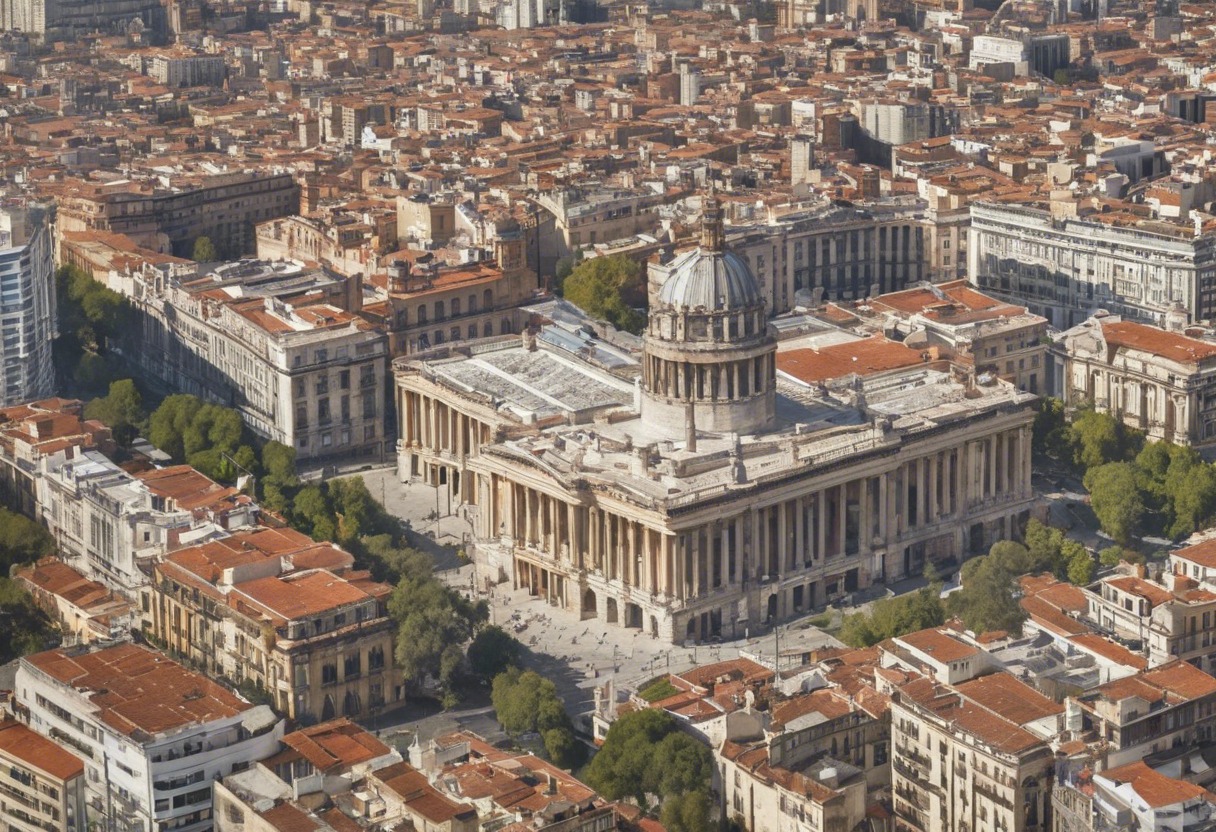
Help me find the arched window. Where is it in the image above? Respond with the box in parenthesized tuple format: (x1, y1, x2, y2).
(435, 300, 445, 321)
(451, 297, 460, 316)
(500, 319, 511, 335)
(417, 305, 428, 324)
(483, 289, 493, 310)
(468, 294, 477, 313)
(484, 322, 493, 337)
(435, 330, 445, 344)
(468, 325, 477, 339)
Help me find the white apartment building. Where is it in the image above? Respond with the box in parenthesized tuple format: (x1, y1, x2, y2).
(16, 643, 284, 832)
(969, 201, 1216, 329)
(38, 450, 257, 598)
(149, 52, 227, 87)
(0, 203, 55, 407)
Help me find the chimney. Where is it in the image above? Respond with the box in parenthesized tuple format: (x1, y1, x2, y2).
(546, 774, 558, 794)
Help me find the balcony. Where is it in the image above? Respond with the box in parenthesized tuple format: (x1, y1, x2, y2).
(975, 779, 1014, 810)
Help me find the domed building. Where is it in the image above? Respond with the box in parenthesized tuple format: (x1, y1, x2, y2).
(642, 195, 777, 435)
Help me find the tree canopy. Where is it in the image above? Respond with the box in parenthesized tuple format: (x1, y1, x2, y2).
(838, 585, 944, 647)
(53, 265, 137, 396)
(388, 571, 488, 707)
(192, 236, 219, 263)
(583, 708, 713, 805)
(562, 254, 646, 334)
(0, 508, 55, 574)
(491, 667, 584, 769)
(84, 379, 147, 446)
(468, 625, 523, 683)
(0, 578, 58, 663)
(945, 548, 1026, 635)
(1084, 462, 1146, 546)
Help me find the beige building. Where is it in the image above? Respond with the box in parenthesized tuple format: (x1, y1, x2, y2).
(393, 198, 1038, 643)
(15, 558, 134, 644)
(143, 527, 399, 723)
(869, 281, 1049, 394)
(57, 171, 299, 258)
(0, 719, 87, 832)
(1070, 660, 1216, 769)
(372, 235, 536, 357)
(887, 660, 1059, 832)
(1054, 314, 1216, 446)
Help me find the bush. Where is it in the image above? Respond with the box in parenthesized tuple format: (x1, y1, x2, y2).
(838, 585, 943, 648)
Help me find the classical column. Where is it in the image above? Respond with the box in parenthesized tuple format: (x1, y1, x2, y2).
(928, 454, 938, 524)
(715, 525, 724, 583)
(918, 459, 929, 527)
(588, 507, 599, 568)
(794, 497, 806, 567)
(987, 437, 996, 498)
(1022, 425, 1032, 497)
(777, 501, 788, 578)
(817, 491, 827, 561)
(733, 516, 744, 584)
(757, 507, 768, 577)
(835, 484, 846, 558)
(675, 534, 686, 600)
(943, 449, 953, 517)
(880, 471, 891, 544)
(860, 477, 871, 553)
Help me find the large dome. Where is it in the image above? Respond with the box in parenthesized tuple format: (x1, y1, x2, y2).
(656, 248, 764, 311)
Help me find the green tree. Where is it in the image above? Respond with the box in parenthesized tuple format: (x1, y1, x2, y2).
(84, 379, 146, 445)
(660, 791, 713, 832)
(261, 441, 298, 485)
(946, 555, 1026, 635)
(1032, 397, 1072, 463)
(562, 254, 646, 334)
(1023, 519, 1068, 576)
(0, 508, 55, 573)
(1070, 409, 1124, 471)
(0, 578, 58, 663)
(361, 534, 433, 584)
(542, 727, 584, 770)
(192, 236, 219, 262)
(1067, 546, 1096, 585)
(1085, 462, 1145, 545)
(468, 626, 522, 683)
(584, 708, 712, 804)
(1099, 546, 1125, 567)
(292, 486, 337, 542)
(837, 585, 943, 648)
(389, 575, 487, 705)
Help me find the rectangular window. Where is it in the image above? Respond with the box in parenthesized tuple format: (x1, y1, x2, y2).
(340, 370, 350, 389)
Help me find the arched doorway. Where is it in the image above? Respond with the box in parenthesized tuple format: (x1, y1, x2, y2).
(650, 616, 659, 637)
(321, 695, 335, 721)
(606, 598, 619, 624)
(766, 594, 777, 621)
(343, 690, 362, 717)
(582, 589, 597, 619)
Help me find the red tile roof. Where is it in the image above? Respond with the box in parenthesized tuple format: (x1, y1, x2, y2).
(777, 337, 926, 384)
(0, 719, 84, 781)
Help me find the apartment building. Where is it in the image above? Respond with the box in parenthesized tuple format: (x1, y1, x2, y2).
(0, 397, 112, 518)
(1070, 660, 1216, 768)
(1053, 754, 1216, 832)
(214, 718, 400, 830)
(1054, 314, 1216, 446)
(148, 51, 227, 87)
(722, 202, 928, 314)
(373, 235, 537, 357)
(969, 201, 1216, 329)
(39, 451, 257, 597)
(143, 527, 398, 722)
(868, 281, 1049, 394)
(889, 669, 1059, 832)
(536, 185, 668, 258)
(719, 750, 867, 832)
(16, 558, 135, 645)
(16, 643, 284, 832)
(0, 203, 56, 408)
(0, 0, 165, 40)
(57, 172, 300, 258)
(0, 719, 86, 832)
(111, 259, 388, 463)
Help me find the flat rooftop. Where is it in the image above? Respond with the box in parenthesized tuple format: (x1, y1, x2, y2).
(423, 341, 635, 421)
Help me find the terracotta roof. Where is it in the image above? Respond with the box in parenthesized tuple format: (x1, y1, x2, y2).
(1174, 537, 1216, 568)
(1101, 761, 1216, 808)
(1104, 576, 1173, 607)
(258, 802, 321, 832)
(279, 718, 391, 773)
(954, 673, 1064, 725)
(1101, 320, 1216, 365)
(777, 336, 925, 384)
(895, 628, 979, 664)
(0, 719, 84, 781)
(24, 643, 251, 738)
(1068, 634, 1148, 670)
